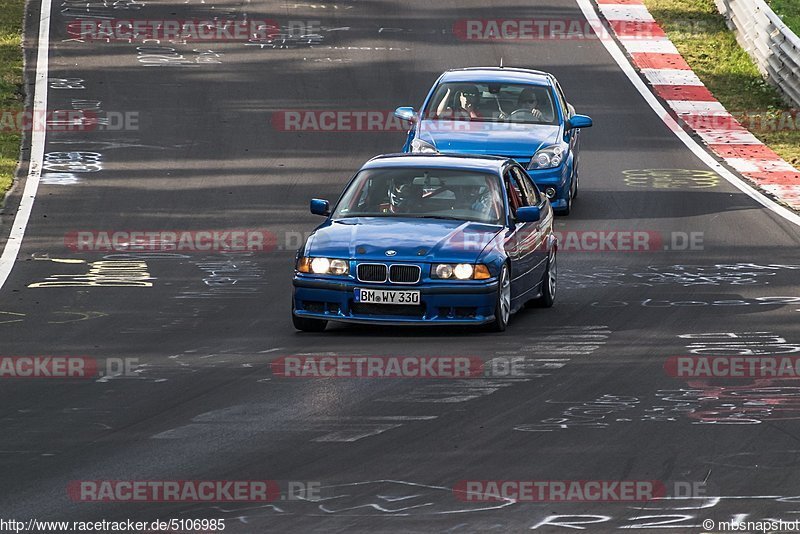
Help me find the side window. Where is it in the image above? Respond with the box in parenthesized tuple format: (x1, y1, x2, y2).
(553, 80, 570, 120)
(512, 167, 541, 205)
(503, 170, 524, 218)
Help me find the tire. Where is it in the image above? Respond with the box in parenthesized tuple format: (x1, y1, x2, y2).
(572, 171, 579, 199)
(292, 303, 327, 332)
(488, 264, 511, 332)
(533, 249, 557, 308)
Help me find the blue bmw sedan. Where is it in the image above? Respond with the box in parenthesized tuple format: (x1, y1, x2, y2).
(292, 154, 557, 332)
(394, 67, 592, 215)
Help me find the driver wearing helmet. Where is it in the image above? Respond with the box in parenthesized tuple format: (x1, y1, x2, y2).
(389, 177, 423, 214)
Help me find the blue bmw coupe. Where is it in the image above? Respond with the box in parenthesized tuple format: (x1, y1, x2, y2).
(292, 154, 557, 332)
(395, 67, 592, 215)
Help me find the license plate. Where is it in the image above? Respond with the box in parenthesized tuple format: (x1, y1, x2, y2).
(354, 288, 420, 305)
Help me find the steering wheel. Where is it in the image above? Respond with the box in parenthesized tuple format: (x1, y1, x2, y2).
(509, 109, 538, 121)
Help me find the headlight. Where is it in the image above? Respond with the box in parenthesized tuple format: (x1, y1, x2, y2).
(528, 145, 564, 170)
(410, 138, 438, 154)
(328, 259, 349, 275)
(297, 257, 349, 275)
(434, 264, 454, 279)
(311, 257, 331, 274)
(432, 263, 491, 280)
(453, 264, 474, 280)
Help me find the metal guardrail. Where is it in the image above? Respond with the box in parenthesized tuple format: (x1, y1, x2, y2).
(715, 0, 800, 108)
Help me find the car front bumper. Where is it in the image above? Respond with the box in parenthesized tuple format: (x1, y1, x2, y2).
(519, 162, 570, 207)
(293, 276, 498, 325)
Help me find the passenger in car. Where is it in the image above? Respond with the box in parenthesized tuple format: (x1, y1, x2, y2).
(435, 84, 483, 119)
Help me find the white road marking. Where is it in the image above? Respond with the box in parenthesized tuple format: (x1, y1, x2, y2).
(640, 68, 704, 86)
(576, 0, 800, 227)
(695, 129, 763, 145)
(668, 100, 727, 113)
(597, 4, 655, 22)
(152, 408, 437, 442)
(619, 38, 678, 54)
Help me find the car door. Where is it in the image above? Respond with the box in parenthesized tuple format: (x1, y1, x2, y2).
(512, 166, 552, 290)
(501, 167, 526, 302)
(514, 167, 550, 286)
(503, 166, 542, 301)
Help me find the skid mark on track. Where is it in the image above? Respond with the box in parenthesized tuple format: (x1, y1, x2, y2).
(515, 330, 800, 431)
(152, 404, 437, 442)
(379, 326, 610, 404)
(196, 480, 513, 518)
(177, 257, 267, 299)
(0, 309, 107, 326)
(563, 263, 800, 289)
(48, 310, 107, 323)
(0, 311, 25, 324)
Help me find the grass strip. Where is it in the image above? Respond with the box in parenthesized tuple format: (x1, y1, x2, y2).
(643, 0, 800, 169)
(767, 0, 800, 36)
(0, 0, 24, 197)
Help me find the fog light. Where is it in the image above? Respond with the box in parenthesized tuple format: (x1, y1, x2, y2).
(544, 187, 556, 199)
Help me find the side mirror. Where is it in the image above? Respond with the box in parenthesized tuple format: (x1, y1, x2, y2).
(394, 106, 418, 123)
(516, 206, 541, 223)
(310, 198, 330, 216)
(567, 114, 593, 130)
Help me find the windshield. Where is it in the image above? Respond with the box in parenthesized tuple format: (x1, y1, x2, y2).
(423, 82, 558, 125)
(332, 168, 504, 224)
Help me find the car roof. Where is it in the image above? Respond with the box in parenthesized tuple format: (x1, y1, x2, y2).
(362, 153, 511, 173)
(440, 67, 553, 86)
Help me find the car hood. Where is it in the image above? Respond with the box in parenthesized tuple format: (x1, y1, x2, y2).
(306, 218, 503, 263)
(419, 120, 561, 157)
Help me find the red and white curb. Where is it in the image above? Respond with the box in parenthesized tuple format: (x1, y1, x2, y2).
(595, 0, 800, 210)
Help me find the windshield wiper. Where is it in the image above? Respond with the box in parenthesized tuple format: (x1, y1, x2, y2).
(415, 215, 469, 221)
(338, 213, 394, 218)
